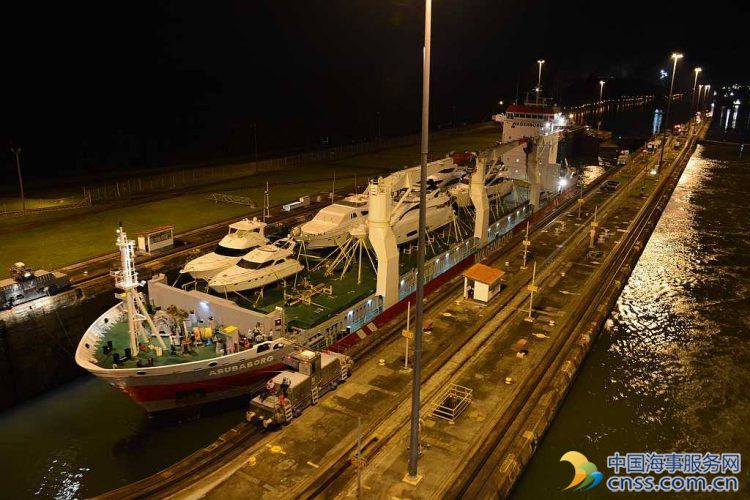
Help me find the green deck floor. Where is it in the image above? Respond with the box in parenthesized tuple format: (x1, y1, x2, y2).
(225, 266, 378, 331)
(95, 320, 224, 368)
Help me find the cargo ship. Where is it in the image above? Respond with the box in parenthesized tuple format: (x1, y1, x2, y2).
(76, 96, 576, 413)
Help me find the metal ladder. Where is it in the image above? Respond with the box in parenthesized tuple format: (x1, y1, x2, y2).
(282, 400, 293, 422)
(311, 384, 320, 405)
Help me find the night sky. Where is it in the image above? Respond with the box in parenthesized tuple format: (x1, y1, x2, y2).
(2, 0, 748, 181)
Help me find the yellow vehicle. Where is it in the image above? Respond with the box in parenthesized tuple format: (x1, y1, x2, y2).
(246, 348, 353, 428)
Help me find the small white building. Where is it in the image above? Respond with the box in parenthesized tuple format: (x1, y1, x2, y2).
(137, 225, 175, 253)
(462, 263, 505, 304)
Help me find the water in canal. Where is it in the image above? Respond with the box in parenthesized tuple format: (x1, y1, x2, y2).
(0, 101, 678, 499)
(513, 106, 750, 498)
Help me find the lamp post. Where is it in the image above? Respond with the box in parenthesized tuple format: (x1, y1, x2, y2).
(599, 80, 605, 103)
(536, 59, 545, 99)
(697, 84, 704, 110)
(657, 52, 682, 172)
(407, 0, 431, 484)
(704, 84, 711, 111)
(10, 147, 26, 216)
(691, 67, 702, 110)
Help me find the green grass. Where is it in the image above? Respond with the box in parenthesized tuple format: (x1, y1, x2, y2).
(0, 197, 86, 212)
(0, 124, 502, 272)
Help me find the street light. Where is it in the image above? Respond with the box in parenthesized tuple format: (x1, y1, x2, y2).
(697, 84, 704, 109)
(704, 84, 711, 110)
(407, 0, 431, 484)
(536, 59, 545, 97)
(10, 147, 26, 216)
(658, 52, 682, 171)
(691, 67, 702, 110)
(599, 80, 605, 103)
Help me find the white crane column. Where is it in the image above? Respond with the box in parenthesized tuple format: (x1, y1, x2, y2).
(527, 140, 547, 210)
(470, 155, 490, 245)
(367, 178, 400, 309)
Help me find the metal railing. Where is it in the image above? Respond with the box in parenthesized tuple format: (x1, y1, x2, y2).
(430, 383, 473, 424)
(206, 193, 257, 207)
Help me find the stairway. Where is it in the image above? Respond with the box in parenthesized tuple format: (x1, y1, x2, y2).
(282, 400, 293, 422)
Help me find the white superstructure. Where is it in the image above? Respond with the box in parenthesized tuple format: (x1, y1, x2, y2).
(493, 96, 571, 206)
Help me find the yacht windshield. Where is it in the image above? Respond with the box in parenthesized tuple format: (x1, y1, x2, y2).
(313, 211, 346, 224)
(237, 259, 274, 270)
(214, 245, 249, 257)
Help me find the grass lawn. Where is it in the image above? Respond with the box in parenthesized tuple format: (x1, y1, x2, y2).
(0, 196, 86, 212)
(0, 124, 501, 272)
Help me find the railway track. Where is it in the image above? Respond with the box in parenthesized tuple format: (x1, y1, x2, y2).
(97, 134, 665, 499)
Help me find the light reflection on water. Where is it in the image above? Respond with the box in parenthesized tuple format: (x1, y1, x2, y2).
(0, 374, 243, 499)
(35, 457, 89, 500)
(513, 144, 750, 498)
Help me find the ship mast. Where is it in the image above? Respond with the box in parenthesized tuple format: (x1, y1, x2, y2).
(114, 225, 167, 355)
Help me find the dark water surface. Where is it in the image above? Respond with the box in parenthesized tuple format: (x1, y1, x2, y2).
(513, 115, 750, 498)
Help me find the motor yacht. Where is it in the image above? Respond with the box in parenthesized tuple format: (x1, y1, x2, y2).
(182, 218, 268, 280)
(208, 238, 303, 293)
(293, 194, 368, 249)
(390, 188, 454, 245)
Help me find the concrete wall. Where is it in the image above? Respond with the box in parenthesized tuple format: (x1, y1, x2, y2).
(474, 281, 490, 302)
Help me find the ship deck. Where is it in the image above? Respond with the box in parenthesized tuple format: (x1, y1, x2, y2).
(95, 320, 224, 369)
(204, 186, 530, 329)
(98, 187, 530, 369)
(235, 267, 377, 330)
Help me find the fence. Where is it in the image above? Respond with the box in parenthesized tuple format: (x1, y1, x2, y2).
(0, 196, 92, 218)
(85, 123, 489, 203)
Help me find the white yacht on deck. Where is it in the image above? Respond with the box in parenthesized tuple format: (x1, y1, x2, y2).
(182, 218, 267, 280)
(293, 193, 369, 249)
(391, 188, 454, 245)
(208, 238, 303, 293)
(425, 164, 467, 188)
(450, 161, 514, 208)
